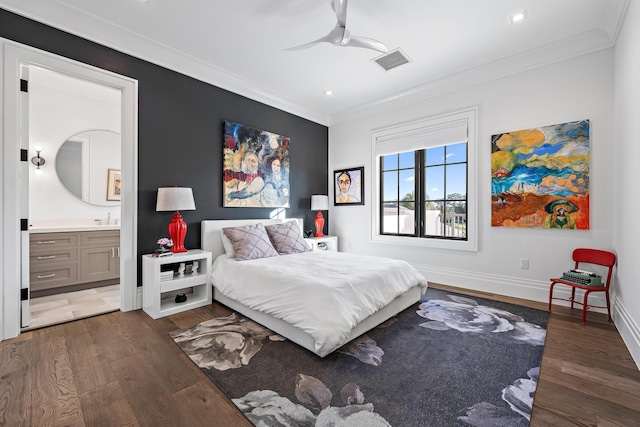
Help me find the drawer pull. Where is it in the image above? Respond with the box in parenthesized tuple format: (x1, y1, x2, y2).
(36, 273, 56, 279)
(37, 240, 57, 245)
(36, 255, 56, 260)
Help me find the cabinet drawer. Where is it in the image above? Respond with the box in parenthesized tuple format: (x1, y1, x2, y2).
(80, 230, 119, 247)
(30, 232, 78, 252)
(30, 263, 78, 291)
(30, 248, 78, 267)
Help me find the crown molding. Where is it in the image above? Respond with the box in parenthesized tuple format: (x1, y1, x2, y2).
(1, 1, 626, 128)
(329, 28, 616, 125)
(0, 2, 331, 126)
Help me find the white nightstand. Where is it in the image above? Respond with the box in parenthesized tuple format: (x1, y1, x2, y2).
(304, 235, 338, 251)
(142, 249, 212, 319)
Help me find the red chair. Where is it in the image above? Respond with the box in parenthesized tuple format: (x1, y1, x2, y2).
(548, 248, 616, 323)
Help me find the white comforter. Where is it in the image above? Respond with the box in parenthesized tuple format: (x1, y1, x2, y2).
(212, 250, 428, 356)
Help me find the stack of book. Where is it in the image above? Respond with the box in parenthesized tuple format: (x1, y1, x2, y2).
(160, 270, 174, 281)
(160, 264, 176, 281)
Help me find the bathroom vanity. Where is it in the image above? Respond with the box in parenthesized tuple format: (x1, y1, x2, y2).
(29, 227, 120, 295)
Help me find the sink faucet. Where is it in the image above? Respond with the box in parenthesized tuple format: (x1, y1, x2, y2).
(107, 212, 111, 225)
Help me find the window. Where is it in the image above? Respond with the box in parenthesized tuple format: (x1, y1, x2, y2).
(371, 108, 477, 251)
(381, 142, 467, 239)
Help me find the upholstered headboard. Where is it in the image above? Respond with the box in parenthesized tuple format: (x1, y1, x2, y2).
(201, 218, 304, 262)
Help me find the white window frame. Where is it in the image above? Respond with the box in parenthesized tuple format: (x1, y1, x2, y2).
(370, 107, 478, 251)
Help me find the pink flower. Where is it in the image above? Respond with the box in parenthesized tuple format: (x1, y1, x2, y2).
(157, 237, 173, 247)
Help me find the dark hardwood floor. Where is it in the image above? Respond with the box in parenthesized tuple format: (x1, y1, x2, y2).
(1, 283, 639, 426)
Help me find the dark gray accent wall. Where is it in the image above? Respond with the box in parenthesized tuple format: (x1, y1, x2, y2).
(1, 8, 329, 283)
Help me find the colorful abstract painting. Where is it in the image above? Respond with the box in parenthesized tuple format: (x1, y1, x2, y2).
(223, 121, 290, 208)
(491, 119, 590, 229)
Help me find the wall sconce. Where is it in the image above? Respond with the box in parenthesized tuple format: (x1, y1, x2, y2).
(31, 150, 46, 169)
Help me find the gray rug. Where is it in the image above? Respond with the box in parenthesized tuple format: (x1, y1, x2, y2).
(169, 288, 548, 426)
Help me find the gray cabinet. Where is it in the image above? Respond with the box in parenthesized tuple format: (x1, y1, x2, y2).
(29, 230, 120, 292)
(80, 231, 120, 282)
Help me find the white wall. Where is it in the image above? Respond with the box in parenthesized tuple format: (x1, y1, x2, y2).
(613, 0, 640, 367)
(329, 49, 615, 304)
(29, 72, 121, 223)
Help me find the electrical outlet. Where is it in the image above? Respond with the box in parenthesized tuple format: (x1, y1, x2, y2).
(520, 258, 529, 269)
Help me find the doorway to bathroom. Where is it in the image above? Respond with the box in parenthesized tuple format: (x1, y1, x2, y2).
(26, 66, 123, 329)
(1, 41, 138, 339)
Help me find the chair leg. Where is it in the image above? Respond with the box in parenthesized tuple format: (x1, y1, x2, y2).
(570, 287, 576, 309)
(582, 290, 592, 324)
(548, 282, 556, 313)
(605, 291, 612, 322)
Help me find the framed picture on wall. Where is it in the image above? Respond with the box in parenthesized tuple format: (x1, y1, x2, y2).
(106, 168, 121, 201)
(222, 120, 291, 208)
(334, 167, 364, 205)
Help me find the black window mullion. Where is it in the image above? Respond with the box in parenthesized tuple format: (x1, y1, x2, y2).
(379, 156, 385, 235)
(443, 145, 449, 233)
(395, 164, 401, 234)
(416, 150, 423, 237)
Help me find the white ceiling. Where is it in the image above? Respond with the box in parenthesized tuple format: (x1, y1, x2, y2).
(1, 0, 628, 125)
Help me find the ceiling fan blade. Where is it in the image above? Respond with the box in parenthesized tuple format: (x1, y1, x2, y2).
(332, 0, 348, 28)
(283, 33, 334, 51)
(344, 36, 389, 54)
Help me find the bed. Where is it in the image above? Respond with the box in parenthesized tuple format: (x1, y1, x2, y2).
(201, 218, 428, 357)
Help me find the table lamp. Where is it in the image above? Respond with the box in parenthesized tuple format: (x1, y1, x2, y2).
(156, 187, 196, 253)
(311, 195, 329, 237)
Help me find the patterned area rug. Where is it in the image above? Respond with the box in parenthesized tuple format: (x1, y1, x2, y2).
(169, 288, 548, 426)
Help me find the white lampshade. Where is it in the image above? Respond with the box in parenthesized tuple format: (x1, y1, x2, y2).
(311, 195, 329, 211)
(156, 187, 196, 211)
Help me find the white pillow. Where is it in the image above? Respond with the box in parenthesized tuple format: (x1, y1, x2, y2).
(220, 230, 235, 257)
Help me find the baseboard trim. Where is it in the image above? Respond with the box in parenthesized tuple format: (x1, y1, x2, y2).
(612, 294, 640, 370)
(416, 264, 602, 303)
(135, 285, 143, 310)
(414, 264, 609, 310)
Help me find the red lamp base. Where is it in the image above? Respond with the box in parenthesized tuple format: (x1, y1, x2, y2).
(168, 211, 188, 253)
(314, 210, 325, 237)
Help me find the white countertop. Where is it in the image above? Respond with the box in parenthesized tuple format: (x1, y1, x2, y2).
(29, 223, 121, 233)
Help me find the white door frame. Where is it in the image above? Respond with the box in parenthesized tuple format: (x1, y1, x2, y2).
(1, 39, 139, 341)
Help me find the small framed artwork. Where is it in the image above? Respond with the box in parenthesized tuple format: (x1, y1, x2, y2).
(106, 168, 121, 201)
(334, 166, 364, 205)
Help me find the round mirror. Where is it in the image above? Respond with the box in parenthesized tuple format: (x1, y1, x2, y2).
(56, 130, 121, 206)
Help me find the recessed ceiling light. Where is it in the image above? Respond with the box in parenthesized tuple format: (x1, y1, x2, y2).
(324, 90, 333, 96)
(509, 10, 528, 24)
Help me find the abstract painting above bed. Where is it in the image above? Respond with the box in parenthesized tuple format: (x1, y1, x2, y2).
(223, 121, 290, 208)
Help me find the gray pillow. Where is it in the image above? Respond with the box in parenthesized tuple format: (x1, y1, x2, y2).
(222, 223, 279, 261)
(265, 221, 311, 255)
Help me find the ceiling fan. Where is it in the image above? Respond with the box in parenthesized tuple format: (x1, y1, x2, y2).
(284, 0, 389, 54)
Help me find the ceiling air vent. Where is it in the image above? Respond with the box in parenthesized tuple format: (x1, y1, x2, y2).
(374, 49, 411, 71)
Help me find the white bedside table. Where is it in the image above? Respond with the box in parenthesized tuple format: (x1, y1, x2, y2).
(304, 235, 338, 251)
(142, 249, 212, 319)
